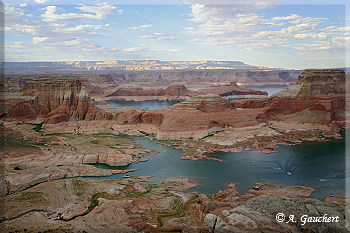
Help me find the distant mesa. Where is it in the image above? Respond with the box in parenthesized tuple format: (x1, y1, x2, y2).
(4, 60, 265, 74)
(107, 83, 193, 98)
(107, 82, 267, 99)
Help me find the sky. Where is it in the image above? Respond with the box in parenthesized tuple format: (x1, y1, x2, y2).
(3, 0, 350, 69)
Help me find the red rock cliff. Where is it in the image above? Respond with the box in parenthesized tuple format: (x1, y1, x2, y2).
(261, 69, 345, 124)
(7, 78, 112, 123)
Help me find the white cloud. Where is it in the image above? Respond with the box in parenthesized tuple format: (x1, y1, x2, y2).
(5, 3, 124, 60)
(122, 46, 180, 54)
(41, 3, 117, 23)
(185, 1, 345, 54)
(127, 24, 152, 30)
(76, 2, 117, 16)
(140, 33, 176, 41)
(272, 14, 300, 21)
(34, 0, 50, 4)
(6, 41, 24, 48)
(33, 36, 49, 44)
(53, 24, 102, 34)
(5, 3, 182, 61)
(6, 5, 31, 25)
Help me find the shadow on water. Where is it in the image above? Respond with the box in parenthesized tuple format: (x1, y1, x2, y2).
(89, 133, 345, 200)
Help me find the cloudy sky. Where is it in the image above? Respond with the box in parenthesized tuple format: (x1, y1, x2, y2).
(3, 0, 349, 69)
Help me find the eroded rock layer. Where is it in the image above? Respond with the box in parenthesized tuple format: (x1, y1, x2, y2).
(262, 69, 346, 125)
(7, 78, 112, 123)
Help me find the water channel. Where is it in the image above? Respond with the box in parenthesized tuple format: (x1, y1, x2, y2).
(91, 86, 346, 199)
(92, 134, 346, 199)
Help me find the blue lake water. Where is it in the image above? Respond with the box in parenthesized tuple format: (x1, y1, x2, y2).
(91, 134, 346, 199)
(106, 99, 183, 110)
(102, 86, 288, 111)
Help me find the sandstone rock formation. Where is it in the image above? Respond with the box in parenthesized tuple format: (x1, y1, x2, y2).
(261, 69, 346, 125)
(7, 78, 112, 123)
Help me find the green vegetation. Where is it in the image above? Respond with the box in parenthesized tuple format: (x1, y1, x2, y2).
(157, 196, 185, 227)
(88, 192, 111, 211)
(139, 131, 150, 136)
(0, 134, 38, 149)
(20, 191, 44, 202)
(32, 122, 43, 132)
(88, 134, 135, 148)
(182, 147, 198, 157)
(71, 179, 88, 197)
(201, 133, 215, 140)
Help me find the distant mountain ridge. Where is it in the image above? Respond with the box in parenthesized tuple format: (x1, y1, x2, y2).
(4, 60, 276, 75)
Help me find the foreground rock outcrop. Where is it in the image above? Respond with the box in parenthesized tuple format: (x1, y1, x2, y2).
(7, 78, 112, 123)
(1, 178, 347, 233)
(0, 122, 153, 195)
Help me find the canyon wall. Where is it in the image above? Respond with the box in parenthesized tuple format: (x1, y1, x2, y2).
(7, 78, 112, 123)
(262, 69, 346, 124)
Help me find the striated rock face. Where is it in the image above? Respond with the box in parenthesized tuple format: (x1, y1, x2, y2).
(262, 69, 346, 124)
(196, 81, 268, 97)
(210, 194, 347, 233)
(114, 110, 144, 124)
(7, 78, 112, 123)
(234, 98, 270, 109)
(164, 83, 192, 97)
(82, 153, 133, 166)
(172, 94, 235, 113)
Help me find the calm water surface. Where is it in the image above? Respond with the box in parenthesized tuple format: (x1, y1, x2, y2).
(103, 86, 287, 110)
(106, 99, 183, 110)
(92, 135, 346, 199)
